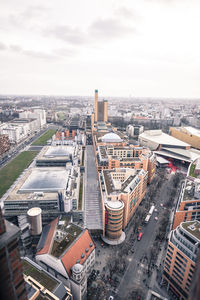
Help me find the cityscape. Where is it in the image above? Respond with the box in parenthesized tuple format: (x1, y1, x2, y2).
(1, 1, 200, 300)
(0, 90, 200, 300)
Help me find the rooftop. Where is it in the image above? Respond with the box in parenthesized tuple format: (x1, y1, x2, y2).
(177, 126, 200, 138)
(0, 220, 20, 249)
(19, 167, 69, 193)
(139, 130, 190, 148)
(182, 221, 200, 241)
(22, 259, 59, 292)
(37, 217, 95, 275)
(182, 178, 200, 202)
(103, 168, 143, 195)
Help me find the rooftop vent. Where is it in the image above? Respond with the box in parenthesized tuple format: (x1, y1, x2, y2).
(188, 224, 196, 231)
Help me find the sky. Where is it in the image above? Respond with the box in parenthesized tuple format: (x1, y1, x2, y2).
(0, 0, 200, 98)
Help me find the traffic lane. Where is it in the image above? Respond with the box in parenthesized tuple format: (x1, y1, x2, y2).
(117, 216, 159, 298)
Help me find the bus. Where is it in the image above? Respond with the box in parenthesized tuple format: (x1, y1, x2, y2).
(144, 214, 151, 223)
(149, 205, 155, 215)
(144, 205, 155, 224)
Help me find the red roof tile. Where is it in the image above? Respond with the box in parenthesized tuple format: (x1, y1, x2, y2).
(61, 229, 95, 275)
(37, 218, 58, 255)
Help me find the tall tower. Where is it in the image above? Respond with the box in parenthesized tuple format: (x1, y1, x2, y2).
(0, 207, 27, 300)
(94, 89, 98, 122)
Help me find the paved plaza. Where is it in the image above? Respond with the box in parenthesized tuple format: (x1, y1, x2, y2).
(84, 145, 102, 230)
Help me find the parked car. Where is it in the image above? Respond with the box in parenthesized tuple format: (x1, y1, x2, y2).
(137, 232, 143, 241)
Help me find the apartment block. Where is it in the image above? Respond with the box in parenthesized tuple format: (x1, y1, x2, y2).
(36, 216, 95, 300)
(0, 134, 10, 156)
(173, 160, 200, 229)
(100, 168, 148, 244)
(97, 145, 156, 184)
(0, 207, 27, 300)
(163, 221, 200, 300)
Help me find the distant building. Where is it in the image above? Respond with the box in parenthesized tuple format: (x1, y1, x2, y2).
(36, 216, 95, 300)
(100, 168, 148, 244)
(170, 126, 200, 150)
(19, 109, 46, 129)
(94, 90, 108, 123)
(0, 207, 27, 299)
(126, 124, 144, 137)
(163, 221, 200, 300)
(22, 257, 73, 300)
(96, 145, 156, 184)
(139, 130, 190, 151)
(139, 129, 200, 164)
(0, 134, 10, 156)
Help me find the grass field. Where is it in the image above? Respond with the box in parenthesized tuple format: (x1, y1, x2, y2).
(189, 164, 197, 178)
(0, 151, 38, 198)
(57, 112, 66, 121)
(32, 129, 56, 145)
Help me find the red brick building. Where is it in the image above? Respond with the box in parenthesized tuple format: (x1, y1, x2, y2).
(0, 134, 10, 156)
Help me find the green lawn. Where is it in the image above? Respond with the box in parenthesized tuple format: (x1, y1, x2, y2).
(189, 164, 197, 178)
(57, 112, 66, 121)
(32, 129, 56, 145)
(0, 151, 38, 198)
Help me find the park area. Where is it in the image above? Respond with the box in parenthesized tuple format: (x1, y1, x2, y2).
(32, 129, 56, 146)
(0, 151, 38, 198)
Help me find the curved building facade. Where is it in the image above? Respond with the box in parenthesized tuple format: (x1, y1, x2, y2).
(105, 200, 124, 240)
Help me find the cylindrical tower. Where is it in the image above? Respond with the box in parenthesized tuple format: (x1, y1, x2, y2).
(27, 207, 42, 235)
(105, 200, 124, 240)
(94, 89, 98, 122)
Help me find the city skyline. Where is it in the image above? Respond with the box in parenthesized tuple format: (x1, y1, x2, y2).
(0, 0, 200, 98)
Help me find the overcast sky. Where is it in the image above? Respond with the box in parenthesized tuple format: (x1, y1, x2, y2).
(0, 0, 200, 98)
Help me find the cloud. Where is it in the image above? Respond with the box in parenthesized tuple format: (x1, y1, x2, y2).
(115, 7, 136, 19)
(44, 25, 87, 45)
(53, 48, 77, 57)
(89, 18, 135, 40)
(10, 44, 22, 52)
(23, 50, 57, 60)
(0, 42, 7, 50)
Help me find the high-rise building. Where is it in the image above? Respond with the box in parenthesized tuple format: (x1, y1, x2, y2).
(163, 221, 200, 300)
(0, 207, 27, 300)
(94, 90, 108, 123)
(173, 159, 200, 229)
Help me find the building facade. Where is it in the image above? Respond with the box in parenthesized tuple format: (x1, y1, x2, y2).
(163, 221, 200, 300)
(0, 207, 27, 300)
(100, 168, 148, 244)
(0, 134, 10, 156)
(170, 127, 200, 150)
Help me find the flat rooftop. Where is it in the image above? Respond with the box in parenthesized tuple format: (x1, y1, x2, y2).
(103, 168, 142, 195)
(182, 179, 200, 202)
(182, 221, 200, 241)
(4, 167, 68, 202)
(36, 145, 74, 162)
(19, 168, 69, 193)
(22, 259, 59, 292)
(140, 130, 190, 148)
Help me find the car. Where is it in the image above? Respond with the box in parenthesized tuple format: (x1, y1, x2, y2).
(155, 217, 158, 220)
(108, 296, 114, 300)
(137, 232, 143, 241)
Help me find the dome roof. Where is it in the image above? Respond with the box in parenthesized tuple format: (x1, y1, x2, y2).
(72, 263, 83, 273)
(101, 133, 122, 143)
